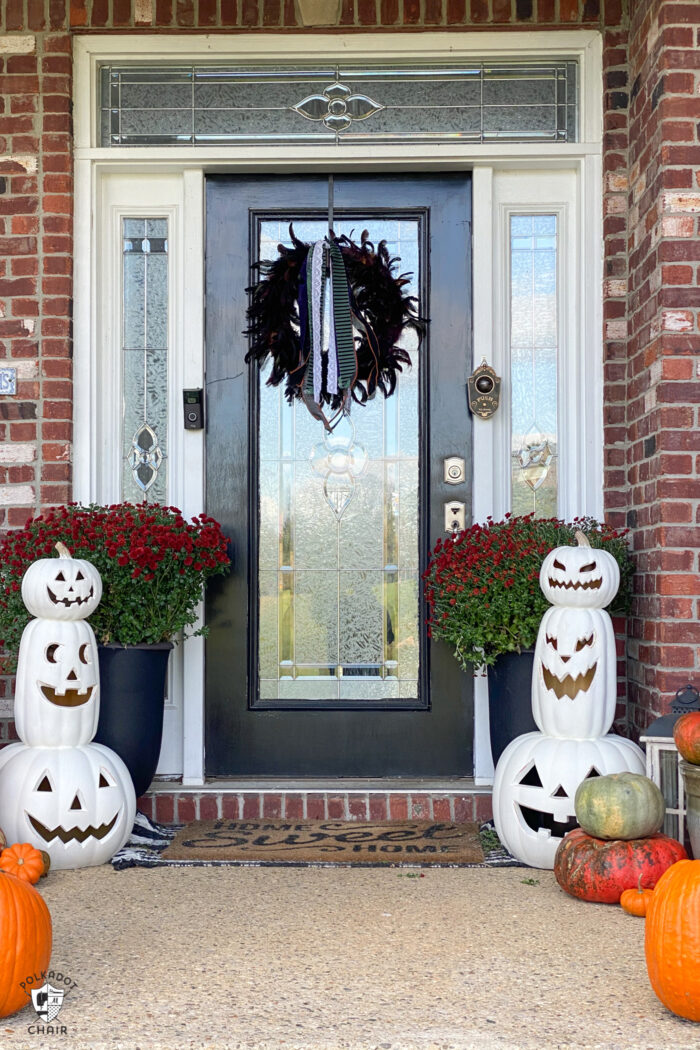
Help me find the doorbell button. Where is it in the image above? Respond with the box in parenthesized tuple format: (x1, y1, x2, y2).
(183, 388, 204, 430)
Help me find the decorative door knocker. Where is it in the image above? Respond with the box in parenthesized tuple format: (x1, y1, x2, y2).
(467, 358, 501, 419)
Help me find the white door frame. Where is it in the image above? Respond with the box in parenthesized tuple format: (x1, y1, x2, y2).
(73, 30, 604, 785)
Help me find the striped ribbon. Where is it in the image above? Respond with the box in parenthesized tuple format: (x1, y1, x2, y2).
(302, 237, 356, 406)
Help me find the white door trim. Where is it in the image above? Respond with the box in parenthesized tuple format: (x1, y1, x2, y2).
(73, 30, 604, 785)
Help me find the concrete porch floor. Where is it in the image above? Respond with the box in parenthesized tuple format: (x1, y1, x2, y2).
(2, 865, 697, 1050)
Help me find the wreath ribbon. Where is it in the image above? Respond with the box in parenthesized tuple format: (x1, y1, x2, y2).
(303, 237, 356, 412)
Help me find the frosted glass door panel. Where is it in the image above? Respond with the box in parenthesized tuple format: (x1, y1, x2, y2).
(257, 219, 420, 703)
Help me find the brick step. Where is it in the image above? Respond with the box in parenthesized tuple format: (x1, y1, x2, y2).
(138, 783, 494, 825)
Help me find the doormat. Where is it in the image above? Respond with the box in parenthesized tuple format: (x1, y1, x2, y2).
(159, 818, 484, 866)
(111, 813, 525, 869)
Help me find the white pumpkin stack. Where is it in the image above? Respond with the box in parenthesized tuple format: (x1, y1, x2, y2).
(493, 532, 645, 869)
(0, 544, 135, 868)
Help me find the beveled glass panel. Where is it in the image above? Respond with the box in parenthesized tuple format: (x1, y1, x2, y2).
(509, 213, 558, 518)
(100, 61, 578, 146)
(121, 217, 168, 504)
(257, 216, 420, 702)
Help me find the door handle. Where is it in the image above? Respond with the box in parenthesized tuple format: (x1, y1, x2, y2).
(444, 501, 466, 534)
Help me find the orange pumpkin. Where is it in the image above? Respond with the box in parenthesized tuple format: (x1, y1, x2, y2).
(645, 859, 700, 1021)
(0, 844, 45, 886)
(0, 871, 52, 1017)
(674, 712, 700, 765)
(620, 885, 653, 917)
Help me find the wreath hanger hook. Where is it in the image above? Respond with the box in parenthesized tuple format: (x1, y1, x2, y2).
(327, 173, 334, 239)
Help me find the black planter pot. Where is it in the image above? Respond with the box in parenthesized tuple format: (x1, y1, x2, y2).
(95, 642, 173, 799)
(487, 649, 538, 767)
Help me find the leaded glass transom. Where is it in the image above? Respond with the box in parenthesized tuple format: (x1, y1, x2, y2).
(121, 218, 168, 503)
(100, 62, 578, 146)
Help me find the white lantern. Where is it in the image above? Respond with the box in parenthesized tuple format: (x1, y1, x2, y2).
(21, 545, 102, 621)
(539, 532, 619, 610)
(0, 743, 135, 869)
(532, 604, 617, 739)
(493, 731, 645, 869)
(14, 617, 99, 747)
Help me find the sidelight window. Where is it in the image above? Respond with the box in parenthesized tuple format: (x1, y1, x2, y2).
(509, 213, 558, 517)
(121, 217, 169, 503)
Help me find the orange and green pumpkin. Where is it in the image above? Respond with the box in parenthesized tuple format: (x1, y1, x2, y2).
(645, 859, 700, 1021)
(554, 828, 687, 903)
(0, 871, 52, 1018)
(673, 712, 700, 765)
(574, 772, 665, 841)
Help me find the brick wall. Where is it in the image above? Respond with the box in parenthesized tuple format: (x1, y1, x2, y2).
(624, 0, 700, 732)
(3, 1, 695, 746)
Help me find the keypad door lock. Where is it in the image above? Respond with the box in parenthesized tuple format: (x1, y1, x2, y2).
(444, 501, 466, 534)
(444, 456, 466, 485)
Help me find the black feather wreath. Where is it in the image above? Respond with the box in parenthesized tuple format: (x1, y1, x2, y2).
(244, 226, 426, 409)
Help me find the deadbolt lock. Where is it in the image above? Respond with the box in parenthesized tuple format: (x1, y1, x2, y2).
(444, 501, 466, 534)
(444, 456, 466, 485)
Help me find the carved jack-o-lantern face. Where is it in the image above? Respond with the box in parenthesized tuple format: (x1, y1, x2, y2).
(22, 552, 102, 621)
(493, 732, 645, 869)
(539, 535, 619, 609)
(0, 743, 136, 870)
(532, 605, 618, 739)
(14, 618, 100, 747)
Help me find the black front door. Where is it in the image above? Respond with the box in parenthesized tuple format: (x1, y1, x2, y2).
(205, 173, 472, 776)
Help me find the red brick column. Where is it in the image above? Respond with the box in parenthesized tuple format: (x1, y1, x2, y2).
(0, 13, 72, 535)
(625, 0, 700, 730)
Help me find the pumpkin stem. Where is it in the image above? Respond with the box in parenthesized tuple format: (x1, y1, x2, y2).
(55, 541, 72, 558)
(574, 530, 591, 549)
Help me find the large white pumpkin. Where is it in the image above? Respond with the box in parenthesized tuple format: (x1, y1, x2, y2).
(14, 617, 99, 747)
(493, 731, 645, 869)
(532, 605, 617, 739)
(21, 547, 102, 621)
(0, 743, 135, 869)
(539, 532, 619, 609)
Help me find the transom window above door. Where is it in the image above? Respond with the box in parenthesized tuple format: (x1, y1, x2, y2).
(99, 61, 578, 146)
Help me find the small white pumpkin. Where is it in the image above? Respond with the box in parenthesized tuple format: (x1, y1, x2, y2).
(0, 743, 135, 869)
(539, 531, 619, 609)
(14, 617, 99, 747)
(22, 543, 102, 621)
(492, 731, 645, 869)
(532, 605, 617, 739)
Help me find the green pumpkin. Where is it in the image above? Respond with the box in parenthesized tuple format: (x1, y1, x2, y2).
(574, 772, 665, 841)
